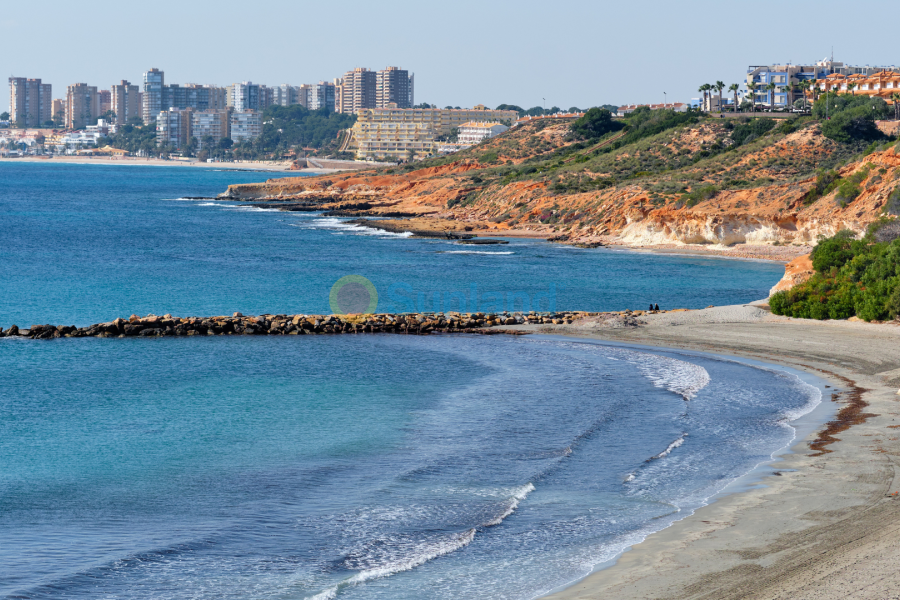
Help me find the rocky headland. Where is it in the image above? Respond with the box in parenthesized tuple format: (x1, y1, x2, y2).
(216, 117, 900, 262)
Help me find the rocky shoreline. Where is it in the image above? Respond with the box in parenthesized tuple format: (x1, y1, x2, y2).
(0, 310, 665, 340)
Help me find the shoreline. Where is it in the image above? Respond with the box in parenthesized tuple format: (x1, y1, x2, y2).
(527, 306, 900, 600)
(332, 216, 807, 263)
(0, 155, 343, 174)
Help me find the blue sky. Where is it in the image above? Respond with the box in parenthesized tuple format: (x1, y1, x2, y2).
(3, 0, 897, 114)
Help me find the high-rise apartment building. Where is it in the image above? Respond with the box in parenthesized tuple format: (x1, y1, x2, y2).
(156, 108, 193, 148)
(65, 83, 100, 129)
(336, 68, 377, 114)
(274, 84, 307, 107)
(8, 77, 52, 127)
(230, 110, 262, 142)
(259, 85, 274, 111)
(228, 82, 261, 111)
(98, 90, 111, 116)
(51, 99, 66, 123)
(111, 80, 140, 125)
(167, 84, 228, 111)
(143, 68, 164, 123)
(191, 109, 230, 148)
(376, 67, 414, 109)
(307, 81, 336, 111)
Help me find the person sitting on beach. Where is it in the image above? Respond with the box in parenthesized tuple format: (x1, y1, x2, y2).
(654, 304, 660, 311)
(649, 303, 654, 311)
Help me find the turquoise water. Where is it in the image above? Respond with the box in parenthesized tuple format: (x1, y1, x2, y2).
(0, 162, 782, 327)
(0, 163, 816, 600)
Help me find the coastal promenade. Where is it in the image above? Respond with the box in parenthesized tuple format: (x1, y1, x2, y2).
(534, 305, 900, 600)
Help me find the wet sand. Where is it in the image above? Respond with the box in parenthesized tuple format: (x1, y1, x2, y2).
(526, 306, 900, 600)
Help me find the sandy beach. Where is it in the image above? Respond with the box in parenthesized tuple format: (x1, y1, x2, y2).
(0, 155, 343, 174)
(524, 306, 900, 600)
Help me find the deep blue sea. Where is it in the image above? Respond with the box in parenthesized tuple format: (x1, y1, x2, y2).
(0, 163, 822, 600)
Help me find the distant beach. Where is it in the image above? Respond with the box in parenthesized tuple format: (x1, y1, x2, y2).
(0, 155, 342, 174)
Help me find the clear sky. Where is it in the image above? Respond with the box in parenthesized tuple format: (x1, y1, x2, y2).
(3, 0, 897, 114)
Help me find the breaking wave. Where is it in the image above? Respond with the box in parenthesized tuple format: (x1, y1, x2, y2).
(307, 529, 477, 600)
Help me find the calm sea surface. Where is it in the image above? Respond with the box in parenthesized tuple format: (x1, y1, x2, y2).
(0, 163, 819, 599)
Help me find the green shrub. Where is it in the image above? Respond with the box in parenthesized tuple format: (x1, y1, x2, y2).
(810, 230, 856, 272)
(771, 227, 900, 321)
(802, 169, 841, 205)
(731, 118, 776, 146)
(570, 108, 622, 140)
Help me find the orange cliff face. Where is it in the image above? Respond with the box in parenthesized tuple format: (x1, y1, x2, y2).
(221, 119, 898, 257)
(769, 254, 815, 296)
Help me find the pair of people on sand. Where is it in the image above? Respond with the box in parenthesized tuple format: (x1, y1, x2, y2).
(648, 303, 660, 311)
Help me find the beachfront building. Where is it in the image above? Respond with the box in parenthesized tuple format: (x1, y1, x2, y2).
(8, 77, 52, 128)
(65, 83, 100, 130)
(143, 68, 164, 123)
(746, 58, 900, 108)
(350, 107, 518, 160)
(156, 108, 193, 148)
(111, 80, 140, 125)
(192, 110, 230, 148)
(457, 122, 509, 145)
(376, 67, 414, 109)
(230, 110, 262, 143)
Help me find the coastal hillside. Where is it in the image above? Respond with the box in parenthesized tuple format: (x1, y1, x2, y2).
(221, 109, 900, 256)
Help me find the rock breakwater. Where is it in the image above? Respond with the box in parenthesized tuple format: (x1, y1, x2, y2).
(0, 311, 601, 340)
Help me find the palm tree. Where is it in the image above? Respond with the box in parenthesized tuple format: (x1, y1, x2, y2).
(846, 82, 857, 95)
(715, 81, 725, 112)
(765, 82, 777, 110)
(698, 84, 709, 112)
(728, 83, 740, 113)
(747, 81, 758, 112)
(891, 92, 900, 121)
(783, 80, 794, 109)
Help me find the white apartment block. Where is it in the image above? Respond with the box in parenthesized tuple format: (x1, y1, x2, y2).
(350, 107, 518, 159)
(457, 122, 509, 145)
(230, 110, 262, 142)
(156, 108, 192, 148)
(191, 110, 230, 148)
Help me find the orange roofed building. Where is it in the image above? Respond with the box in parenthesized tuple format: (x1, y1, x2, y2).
(812, 70, 900, 101)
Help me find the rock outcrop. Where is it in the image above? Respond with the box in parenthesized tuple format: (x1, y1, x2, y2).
(769, 254, 815, 296)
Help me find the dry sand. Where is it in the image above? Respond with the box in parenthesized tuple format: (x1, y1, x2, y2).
(518, 306, 900, 600)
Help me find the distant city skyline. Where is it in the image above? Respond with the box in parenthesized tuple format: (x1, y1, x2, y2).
(3, 0, 898, 114)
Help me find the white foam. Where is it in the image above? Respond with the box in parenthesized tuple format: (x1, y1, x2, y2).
(225, 205, 277, 212)
(291, 217, 413, 238)
(197, 202, 227, 206)
(484, 483, 535, 527)
(441, 250, 515, 255)
(306, 528, 477, 600)
(606, 347, 710, 400)
(650, 433, 688, 460)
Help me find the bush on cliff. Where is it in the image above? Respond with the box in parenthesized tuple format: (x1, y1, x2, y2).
(769, 225, 900, 321)
(570, 108, 622, 140)
(814, 94, 891, 143)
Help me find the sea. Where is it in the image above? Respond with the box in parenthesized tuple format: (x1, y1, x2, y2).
(0, 162, 825, 599)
